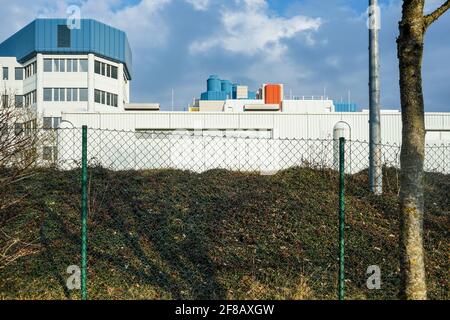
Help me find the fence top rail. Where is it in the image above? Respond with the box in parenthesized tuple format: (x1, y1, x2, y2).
(16, 126, 450, 148)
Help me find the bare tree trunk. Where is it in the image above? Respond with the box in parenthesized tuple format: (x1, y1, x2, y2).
(397, 0, 450, 300)
(398, 0, 427, 301)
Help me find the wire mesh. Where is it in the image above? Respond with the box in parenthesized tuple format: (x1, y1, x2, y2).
(0, 127, 448, 300)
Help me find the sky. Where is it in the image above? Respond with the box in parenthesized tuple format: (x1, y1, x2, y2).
(0, 0, 448, 112)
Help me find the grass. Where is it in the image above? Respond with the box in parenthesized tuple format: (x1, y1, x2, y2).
(0, 167, 448, 300)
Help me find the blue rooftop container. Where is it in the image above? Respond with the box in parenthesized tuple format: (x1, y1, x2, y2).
(207, 75, 221, 92)
(248, 91, 256, 100)
(0, 19, 132, 79)
(334, 102, 358, 112)
(221, 80, 232, 98)
(232, 84, 238, 99)
(201, 91, 227, 101)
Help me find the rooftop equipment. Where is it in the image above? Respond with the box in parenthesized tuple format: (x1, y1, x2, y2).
(334, 102, 358, 112)
(264, 84, 283, 105)
(221, 80, 233, 98)
(207, 75, 221, 92)
(244, 104, 280, 111)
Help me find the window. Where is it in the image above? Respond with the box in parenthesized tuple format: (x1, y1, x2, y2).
(59, 59, 65, 72)
(80, 59, 88, 72)
(53, 88, 59, 101)
(95, 89, 101, 103)
(65, 59, 78, 72)
(111, 66, 118, 79)
(79, 88, 88, 101)
(72, 88, 78, 101)
(54, 59, 60, 72)
(43, 146, 54, 161)
(67, 88, 72, 101)
(44, 88, 52, 101)
(2, 95, 8, 107)
(15, 95, 24, 108)
(59, 88, 65, 101)
(43, 117, 53, 130)
(31, 62, 36, 76)
(95, 61, 101, 74)
(25, 90, 36, 106)
(25, 93, 30, 106)
(53, 59, 66, 72)
(2, 67, 8, 80)
(44, 59, 52, 72)
(43, 117, 61, 130)
(53, 117, 61, 129)
(47, 59, 86, 72)
(14, 123, 24, 135)
(43, 117, 62, 130)
(57, 25, 71, 48)
(67, 59, 72, 72)
(25, 62, 37, 77)
(94, 89, 117, 107)
(94, 60, 118, 79)
(15, 68, 23, 80)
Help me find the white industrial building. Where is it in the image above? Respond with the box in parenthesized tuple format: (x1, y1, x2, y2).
(55, 111, 449, 174)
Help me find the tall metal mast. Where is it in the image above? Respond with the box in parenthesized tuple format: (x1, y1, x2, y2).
(369, 0, 382, 195)
(172, 88, 174, 112)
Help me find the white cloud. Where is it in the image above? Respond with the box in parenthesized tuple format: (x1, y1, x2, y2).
(185, 0, 210, 11)
(326, 56, 340, 68)
(189, 0, 321, 60)
(0, 0, 207, 50)
(62, 0, 172, 49)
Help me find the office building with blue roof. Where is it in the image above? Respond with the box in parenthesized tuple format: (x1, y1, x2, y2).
(0, 18, 135, 128)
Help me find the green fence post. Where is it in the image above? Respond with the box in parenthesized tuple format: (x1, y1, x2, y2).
(338, 137, 345, 300)
(81, 125, 88, 300)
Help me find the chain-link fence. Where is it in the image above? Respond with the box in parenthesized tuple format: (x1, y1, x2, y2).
(0, 127, 448, 300)
(51, 128, 449, 174)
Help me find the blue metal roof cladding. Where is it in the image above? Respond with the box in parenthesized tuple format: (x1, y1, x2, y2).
(0, 19, 132, 79)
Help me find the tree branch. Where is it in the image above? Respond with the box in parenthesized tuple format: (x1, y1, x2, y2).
(424, 0, 450, 28)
